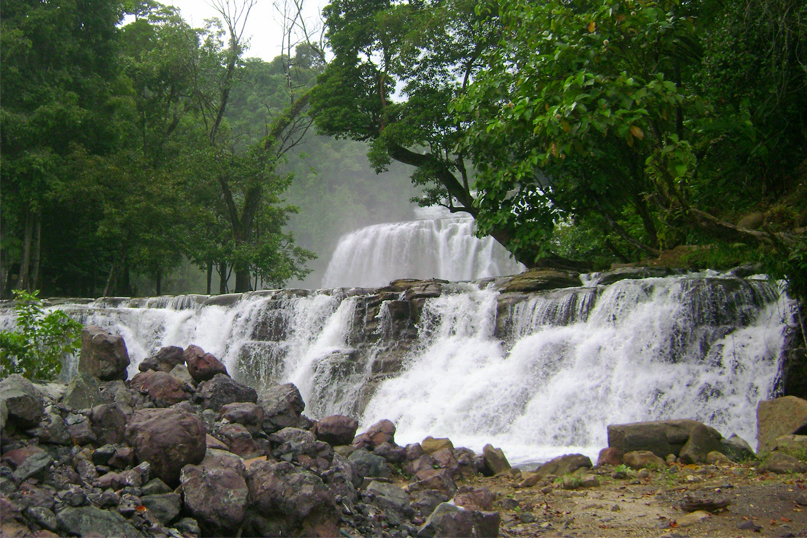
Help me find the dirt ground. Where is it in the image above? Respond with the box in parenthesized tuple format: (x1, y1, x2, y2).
(465, 460, 807, 537)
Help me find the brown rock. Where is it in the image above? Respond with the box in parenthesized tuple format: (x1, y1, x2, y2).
(258, 383, 305, 434)
(218, 402, 265, 436)
(181, 449, 249, 536)
(195, 374, 257, 412)
(534, 453, 591, 478)
(623, 450, 667, 470)
(184, 344, 228, 383)
(679, 423, 723, 464)
(421, 436, 454, 454)
(78, 326, 130, 381)
(138, 346, 185, 373)
(315, 415, 358, 446)
(597, 447, 624, 466)
(129, 370, 190, 407)
(759, 451, 807, 474)
(217, 423, 259, 457)
(608, 419, 722, 458)
(125, 407, 206, 487)
(89, 404, 127, 445)
(482, 444, 511, 476)
(454, 486, 495, 511)
(757, 396, 807, 453)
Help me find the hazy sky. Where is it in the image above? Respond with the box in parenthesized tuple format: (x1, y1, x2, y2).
(165, 0, 325, 61)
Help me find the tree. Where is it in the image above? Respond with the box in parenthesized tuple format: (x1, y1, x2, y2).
(310, 0, 550, 266)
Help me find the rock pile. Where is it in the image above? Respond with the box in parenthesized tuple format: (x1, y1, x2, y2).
(0, 326, 504, 538)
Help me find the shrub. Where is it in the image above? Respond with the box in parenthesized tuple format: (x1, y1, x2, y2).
(0, 290, 82, 380)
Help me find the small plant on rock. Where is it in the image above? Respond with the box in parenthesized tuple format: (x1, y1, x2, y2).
(0, 290, 83, 380)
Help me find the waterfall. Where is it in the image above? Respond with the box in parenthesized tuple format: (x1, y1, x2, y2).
(321, 208, 526, 288)
(0, 272, 793, 465)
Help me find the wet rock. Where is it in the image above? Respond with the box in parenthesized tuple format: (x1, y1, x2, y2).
(257, 383, 305, 434)
(57, 505, 143, 538)
(244, 460, 338, 538)
(138, 346, 185, 373)
(129, 370, 190, 407)
(624, 450, 667, 470)
(218, 402, 265, 435)
(61, 373, 103, 411)
(416, 502, 474, 538)
(89, 404, 127, 445)
(184, 345, 228, 383)
(608, 419, 723, 459)
(195, 374, 257, 412)
(315, 415, 358, 446)
(721, 434, 756, 462)
(78, 325, 130, 381)
(421, 437, 453, 455)
(125, 406, 206, 487)
(759, 451, 807, 474)
(348, 448, 391, 480)
(500, 269, 581, 293)
(756, 396, 807, 454)
(482, 444, 510, 476)
(168, 364, 194, 386)
(679, 423, 724, 464)
(353, 419, 396, 450)
(181, 450, 248, 535)
(0, 375, 45, 429)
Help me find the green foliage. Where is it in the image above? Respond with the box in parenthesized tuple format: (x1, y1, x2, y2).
(0, 290, 82, 380)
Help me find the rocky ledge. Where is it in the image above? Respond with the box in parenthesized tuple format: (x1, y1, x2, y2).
(1, 325, 806, 538)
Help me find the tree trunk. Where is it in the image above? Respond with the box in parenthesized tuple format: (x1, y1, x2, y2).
(234, 267, 251, 293)
(30, 212, 42, 291)
(17, 210, 34, 291)
(155, 269, 162, 296)
(206, 263, 213, 295)
(218, 261, 228, 294)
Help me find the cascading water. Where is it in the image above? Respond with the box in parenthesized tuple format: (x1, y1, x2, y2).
(0, 272, 793, 464)
(322, 207, 525, 288)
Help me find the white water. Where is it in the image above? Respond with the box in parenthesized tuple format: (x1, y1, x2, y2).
(1, 273, 792, 465)
(322, 208, 525, 288)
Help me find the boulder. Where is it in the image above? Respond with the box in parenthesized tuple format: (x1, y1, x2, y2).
(216, 423, 260, 458)
(348, 448, 391, 480)
(353, 419, 396, 450)
(65, 413, 97, 445)
(721, 434, 756, 462)
(141, 493, 181, 526)
(771, 434, 807, 458)
(624, 450, 667, 470)
(416, 502, 474, 538)
(244, 460, 338, 538)
(180, 449, 249, 536)
(534, 453, 591, 478)
(421, 436, 454, 455)
(89, 404, 127, 445)
(757, 396, 807, 453)
(195, 374, 257, 412)
(12, 451, 53, 483)
(61, 372, 103, 411)
(324, 453, 360, 502)
(759, 451, 807, 474)
(28, 406, 71, 445)
(0, 375, 45, 429)
(454, 486, 495, 511)
(366, 481, 410, 510)
(138, 346, 185, 373)
(218, 402, 265, 435)
(597, 447, 624, 466)
(679, 423, 723, 464)
(500, 269, 581, 293)
(315, 415, 358, 446)
(78, 325, 130, 381)
(56, 505, 143, 538)
(408, 468, 458, 497)
(184, 345, 228, 383)
(375, 441, 407, 464)
(258, 383, 306, 433)
(129, 370, 191, 407)
(607, 419, 722, 458)
(481, 444, 511, 476)
(125, 407, 206, 486)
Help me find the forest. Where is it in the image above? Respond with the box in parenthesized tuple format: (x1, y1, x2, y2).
(1, 0, 806, 301)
